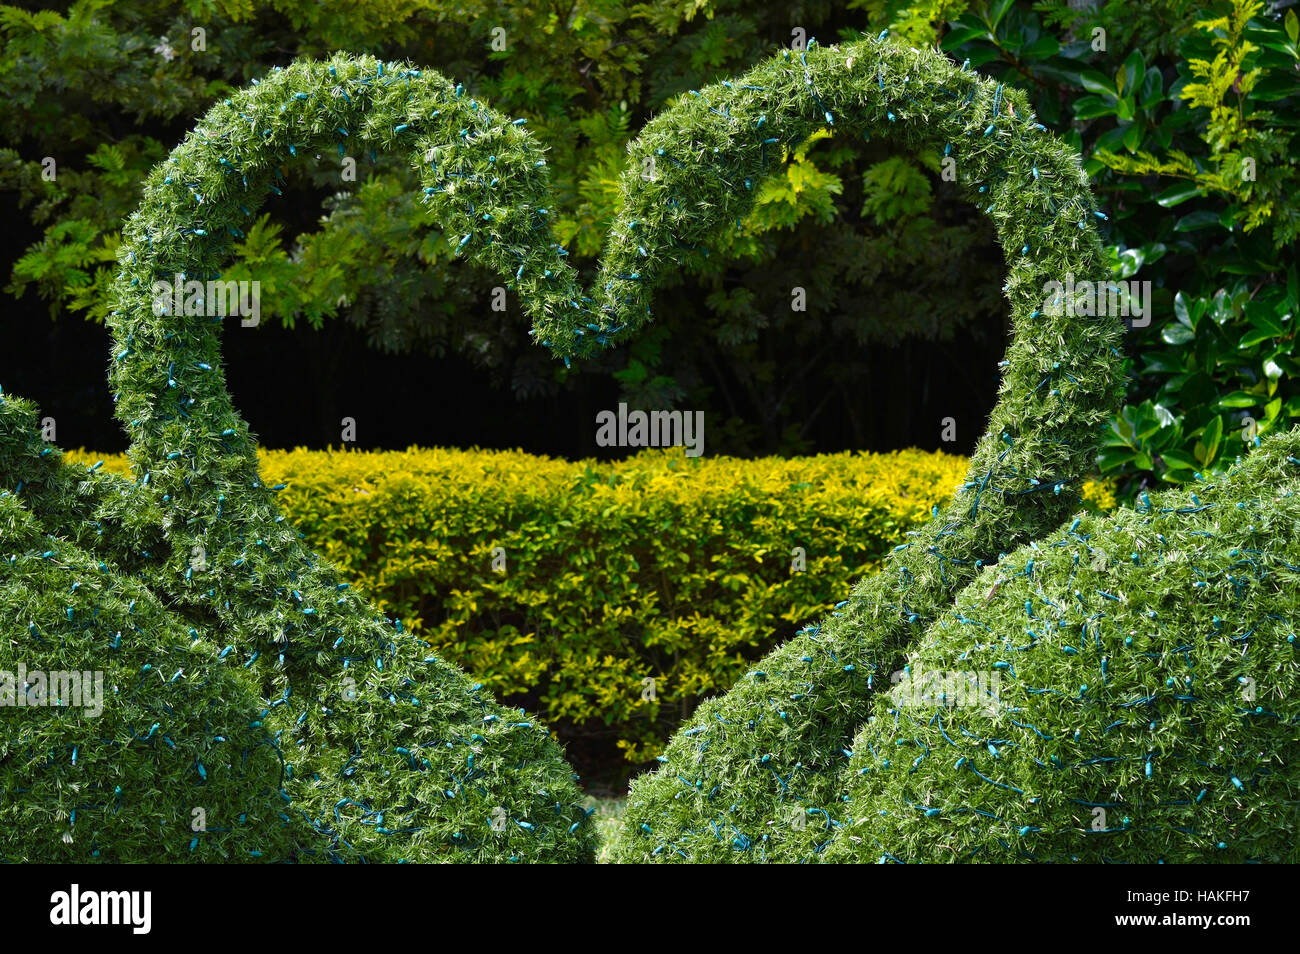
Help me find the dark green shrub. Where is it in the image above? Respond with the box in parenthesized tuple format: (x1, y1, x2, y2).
(925, 0, 1300, 490)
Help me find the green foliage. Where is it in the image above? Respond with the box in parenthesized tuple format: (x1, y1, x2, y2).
(1, 397, 317, 862)
(751, 132, 846, 228)
(2, 417, 595, 862)
(1099, 280, 1299, 481)
(1, 0, 1005, 452)
(927, 0, 1300, 492)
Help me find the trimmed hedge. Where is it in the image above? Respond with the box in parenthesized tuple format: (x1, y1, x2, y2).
(69, 446, 984, 765)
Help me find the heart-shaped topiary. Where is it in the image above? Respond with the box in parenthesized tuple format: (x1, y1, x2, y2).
(5, 34, 1293, 864)
(0, 34, 1121, 864)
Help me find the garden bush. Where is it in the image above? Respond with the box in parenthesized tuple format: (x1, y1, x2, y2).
(904, 0, 1300, 491)
(70, 445, 984, 768)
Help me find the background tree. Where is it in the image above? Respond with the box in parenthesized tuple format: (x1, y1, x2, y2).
(2, 0, 1297, 487)
(1, 0, 1007, 456)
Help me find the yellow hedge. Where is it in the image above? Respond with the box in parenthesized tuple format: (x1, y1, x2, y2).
(67, 446, 1112, 775)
